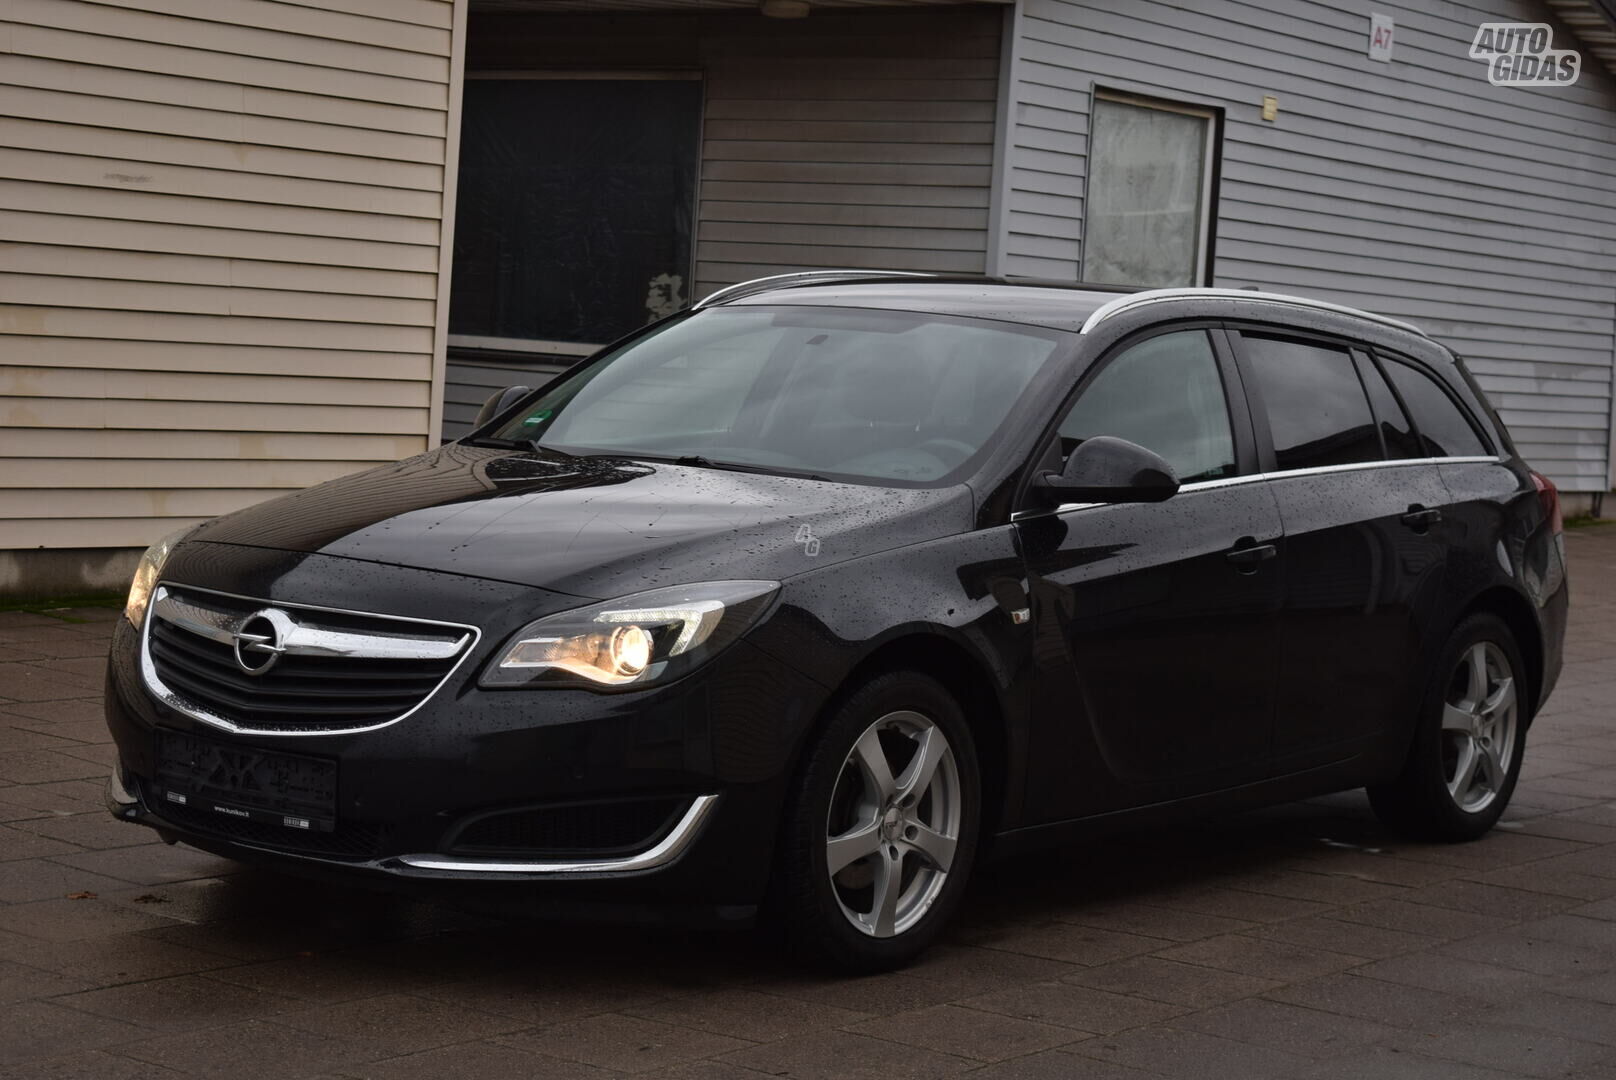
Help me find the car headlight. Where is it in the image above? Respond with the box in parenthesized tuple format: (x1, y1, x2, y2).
(123, 526, 195, 628)
(480, 580, 779, 690)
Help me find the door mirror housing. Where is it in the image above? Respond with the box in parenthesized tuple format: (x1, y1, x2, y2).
(473, 385, 533, 430)
(1033, 435, 1180, 506)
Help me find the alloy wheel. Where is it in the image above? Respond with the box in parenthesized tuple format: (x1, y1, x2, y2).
(1441, 641, 1518, 814)
(825, 710, 961, 938)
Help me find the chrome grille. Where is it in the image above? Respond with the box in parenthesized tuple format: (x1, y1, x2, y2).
(141, 584, 478, 735)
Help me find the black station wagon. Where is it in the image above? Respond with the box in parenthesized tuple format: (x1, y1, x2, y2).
(106, 274, 1568, 969)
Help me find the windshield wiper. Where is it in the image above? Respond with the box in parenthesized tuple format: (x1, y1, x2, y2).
(672, 455, 829, 483)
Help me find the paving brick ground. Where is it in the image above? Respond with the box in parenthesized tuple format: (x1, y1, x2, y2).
(2, 527, 1615, 1079)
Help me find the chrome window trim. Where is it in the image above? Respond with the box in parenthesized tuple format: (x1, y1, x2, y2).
(1010, 455, 1504, 521)
(394, 794, 720, 875)
(1079, 288, 1429, 339)
(140, 582, 482, 738)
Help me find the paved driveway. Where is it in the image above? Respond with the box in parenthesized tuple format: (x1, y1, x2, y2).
(2, 527, 1615, 1080)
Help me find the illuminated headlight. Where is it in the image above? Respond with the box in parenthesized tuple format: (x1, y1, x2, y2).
(123, 526, 196, 628)
(481, 581, 779, 689)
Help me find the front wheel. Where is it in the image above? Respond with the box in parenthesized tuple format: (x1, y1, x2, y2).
(773, 671, 980, 971)
(1369, 613, 1528, 841)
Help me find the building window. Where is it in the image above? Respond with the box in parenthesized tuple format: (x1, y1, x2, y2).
(448, 75, 701, 355)
(1082, 91, 1218, 288)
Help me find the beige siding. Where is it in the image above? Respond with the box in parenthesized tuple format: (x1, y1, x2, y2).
(0, 0, 464, 551)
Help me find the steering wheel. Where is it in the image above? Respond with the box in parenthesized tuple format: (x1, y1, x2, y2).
(913, 438, 976, 467)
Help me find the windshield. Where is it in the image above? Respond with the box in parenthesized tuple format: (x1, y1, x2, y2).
(487, 306, 1064, 486)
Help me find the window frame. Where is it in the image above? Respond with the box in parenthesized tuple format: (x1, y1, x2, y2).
(1015, 321, 1259, 515)
(1350, 346, 1411, 462)
(447, 70, 705, 360)
(1080, 88, 1222, 289)
(1227, 325, 1391, 476)
(1367, 348, 1497, 460)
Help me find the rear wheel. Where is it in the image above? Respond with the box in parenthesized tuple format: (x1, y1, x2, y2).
(774, 671, 980, 971)
(1369, 614, 1528, 841)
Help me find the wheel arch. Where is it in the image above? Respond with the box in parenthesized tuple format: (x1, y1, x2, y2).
(1458, 586, 1544, 722)
(823, 632, 1013, 841)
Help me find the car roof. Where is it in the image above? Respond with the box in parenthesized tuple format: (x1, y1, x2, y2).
(715, 275, 1121, 334)
(702, 272, 1430, 343)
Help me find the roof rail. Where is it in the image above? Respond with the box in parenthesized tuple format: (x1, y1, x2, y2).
(1079, 287, 1429, 339)
(694, 270, 936, 309)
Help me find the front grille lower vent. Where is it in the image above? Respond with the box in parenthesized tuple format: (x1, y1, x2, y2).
(448, 798, 687, 857)
(143, 584, 476, 734)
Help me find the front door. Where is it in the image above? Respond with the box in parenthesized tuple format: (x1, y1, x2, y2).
(1018, 328, 1285, 823)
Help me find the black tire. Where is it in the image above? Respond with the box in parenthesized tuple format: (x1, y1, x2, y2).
(773, 670, 981, 972)
(1369, 613, 1529, 842)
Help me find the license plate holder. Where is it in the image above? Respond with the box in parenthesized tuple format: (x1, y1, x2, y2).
(155, 730, 338, 833)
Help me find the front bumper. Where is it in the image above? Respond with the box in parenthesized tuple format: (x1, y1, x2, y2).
(103, 552, 830, 911)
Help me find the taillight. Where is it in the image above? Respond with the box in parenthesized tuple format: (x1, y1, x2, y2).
(1531, 470, 1563, 535)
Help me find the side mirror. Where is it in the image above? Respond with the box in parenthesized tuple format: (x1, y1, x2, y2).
(473, 385, 532, 429)
(1032, 435, 1180, 506)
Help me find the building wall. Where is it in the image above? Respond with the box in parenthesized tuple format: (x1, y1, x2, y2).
(443, 354, 569, 437)
(996, 0, 1616, 493)
(468, 9, 1002, 299)
(445, 7, 1003, 442)
(0, 0, 467, 556)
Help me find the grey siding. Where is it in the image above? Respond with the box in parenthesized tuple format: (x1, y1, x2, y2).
(693, 9, 1002, 295)
(448, 8, 1002, 442)
(461, 8, 1000, 299)
(442, 355, 568, 441)
(999, 0, 1616, 491)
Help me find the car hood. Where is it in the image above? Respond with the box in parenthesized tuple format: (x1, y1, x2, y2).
(187, 444, 973, 598)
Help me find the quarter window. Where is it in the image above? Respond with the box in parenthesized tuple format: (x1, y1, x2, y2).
(1241, 336, 1382, 471)
(1382, 358, 1490, 458)
(1057, 330, 1236, 484)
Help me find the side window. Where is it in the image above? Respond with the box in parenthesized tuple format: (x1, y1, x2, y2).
(1381, 358, 1490, 458)
(1058, 330, 1236, 484)
(1241, 335, 1382, 471)
(1355, 354, 1422, 459)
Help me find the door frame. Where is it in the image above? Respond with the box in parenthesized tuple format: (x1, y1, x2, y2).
(1010, 320, 1261, 520)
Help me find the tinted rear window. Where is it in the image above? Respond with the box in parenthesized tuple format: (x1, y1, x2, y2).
(1241, 335, 1382, 471)
(1382, 358, 1490, 458)
(1356, 355, 1422, 459)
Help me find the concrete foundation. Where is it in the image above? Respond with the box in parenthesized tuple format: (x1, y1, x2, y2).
(0, 547, 141, 603)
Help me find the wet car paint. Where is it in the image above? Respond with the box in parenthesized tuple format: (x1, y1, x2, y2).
(103, 282, 1569, 920)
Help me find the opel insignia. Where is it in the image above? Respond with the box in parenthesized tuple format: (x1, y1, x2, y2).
(105, 274, 1568, 969)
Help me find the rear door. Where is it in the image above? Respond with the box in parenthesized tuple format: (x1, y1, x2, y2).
(1231, 329, 1451, 772)
(1378, 350, 1517, 621)
(1017, 326, 1285, 821)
